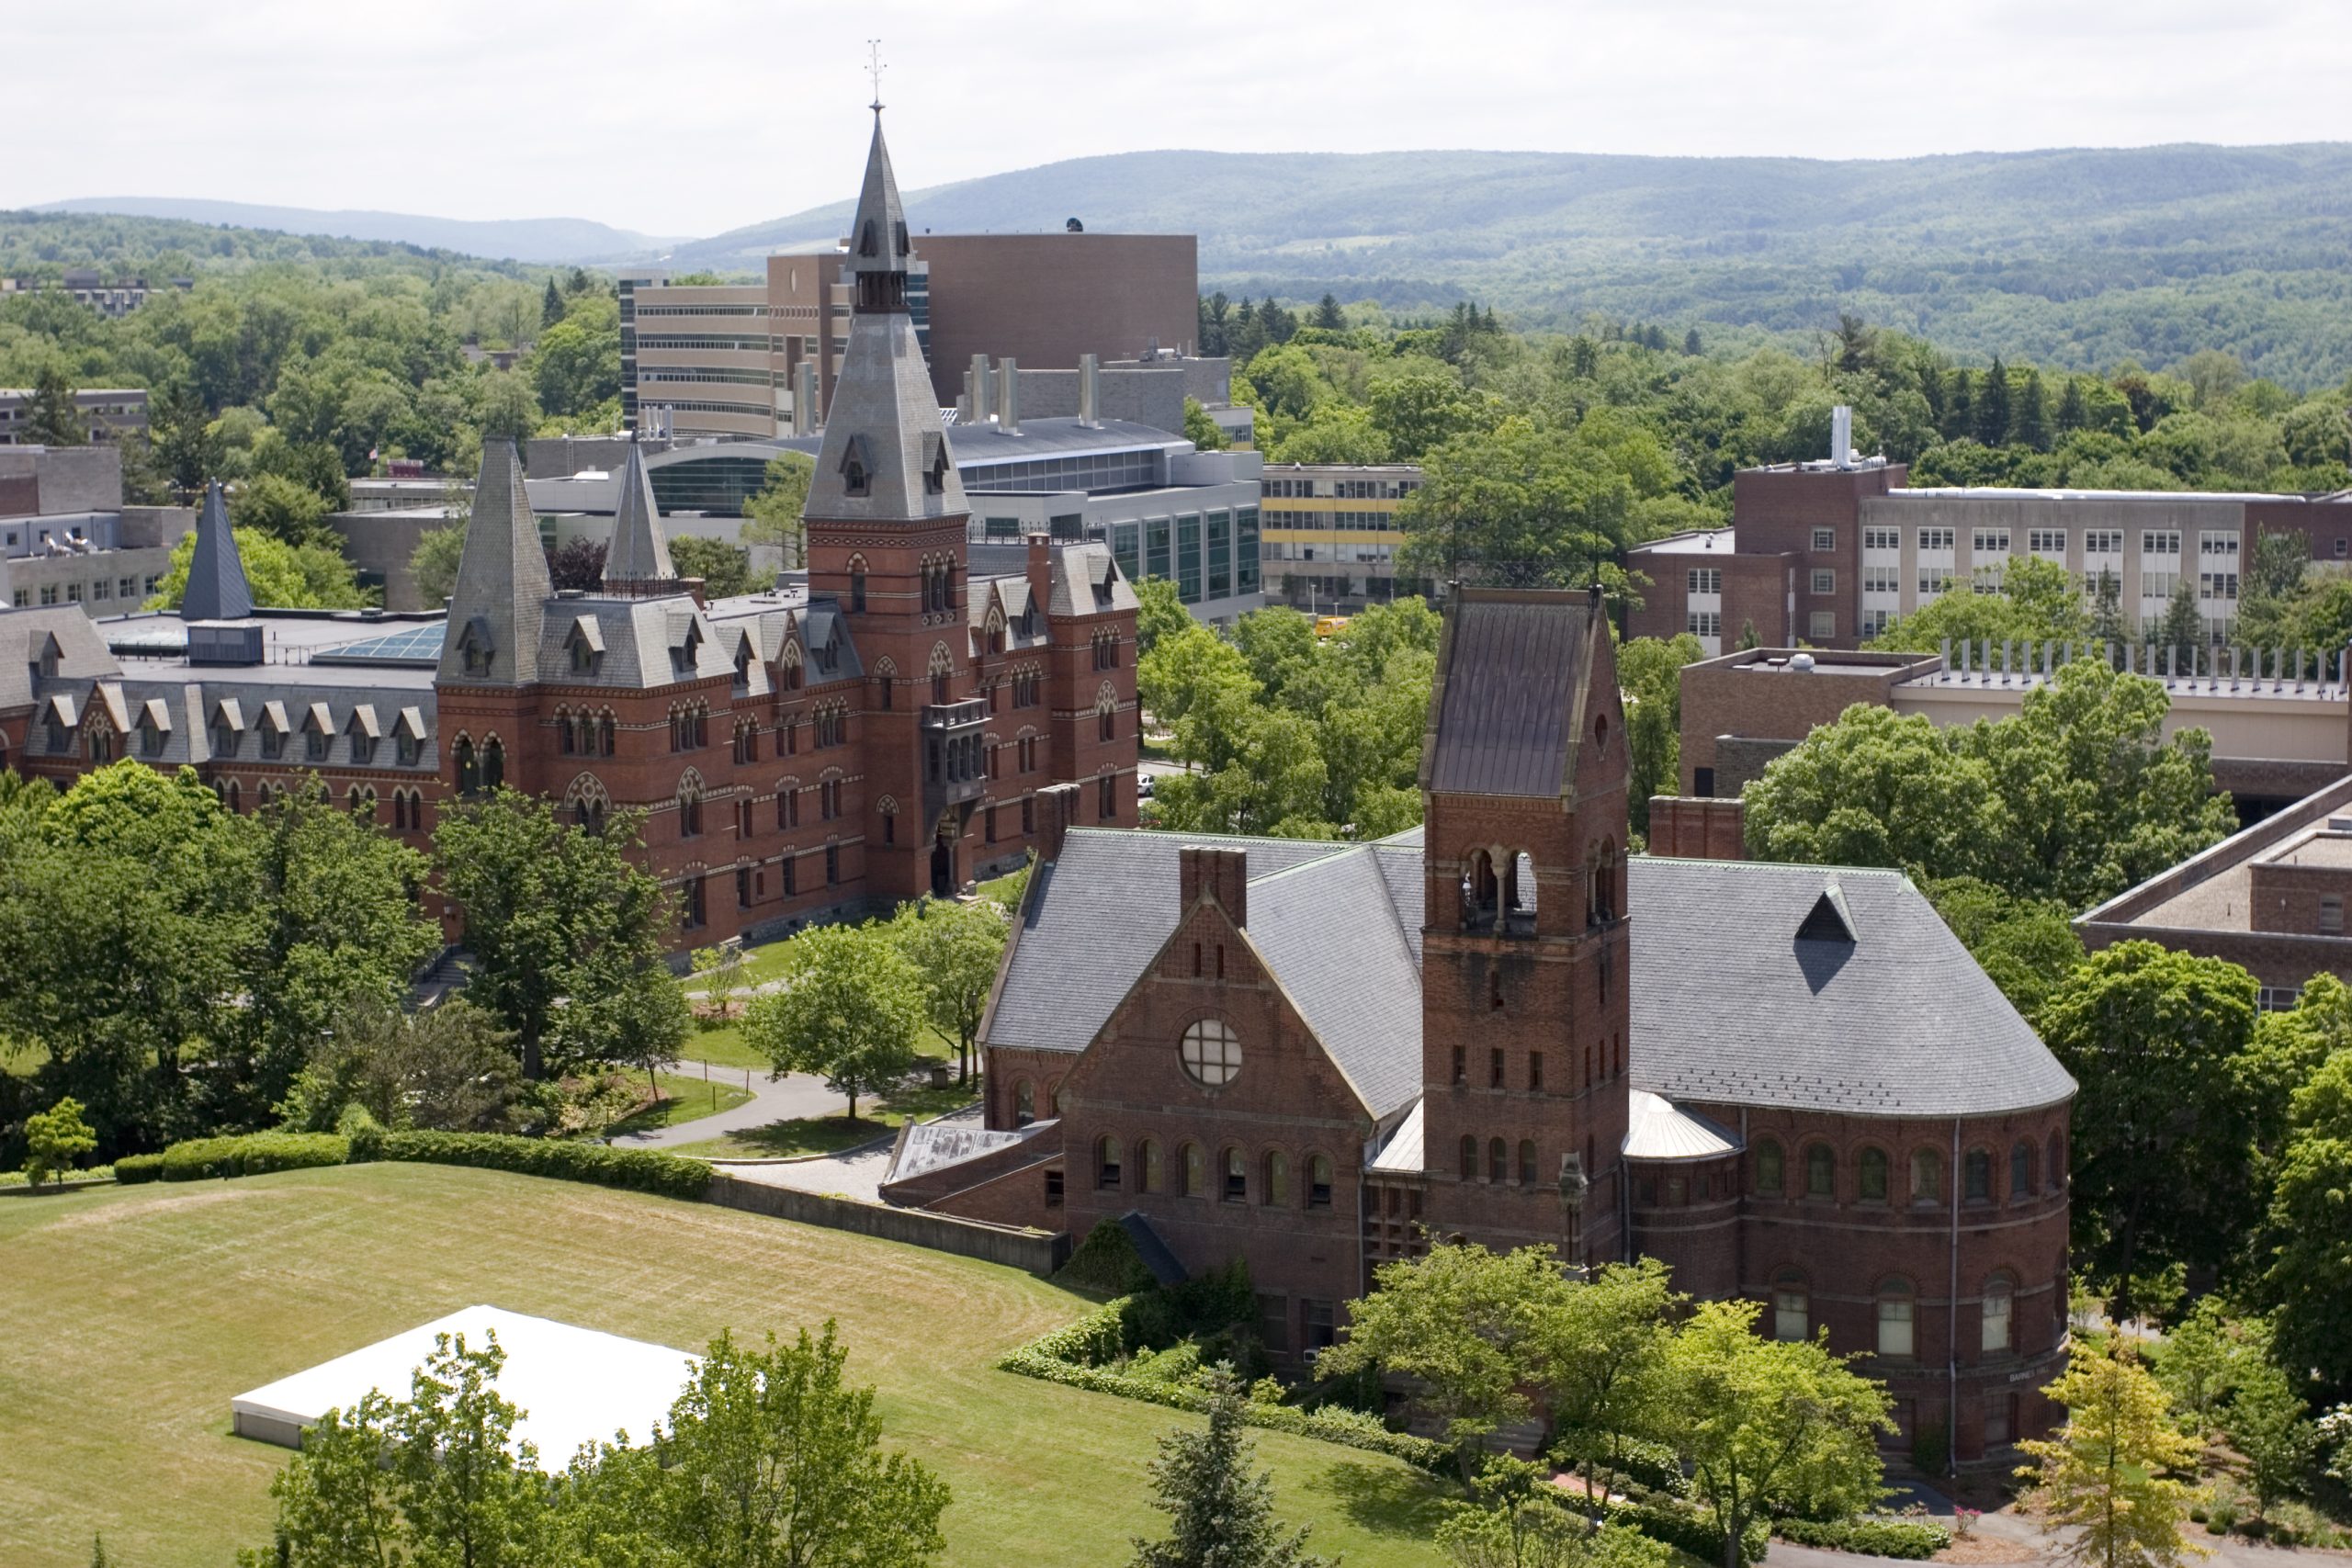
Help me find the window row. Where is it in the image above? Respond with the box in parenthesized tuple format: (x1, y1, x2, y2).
(1452, 1039, 1621, 1092)
(1093, 1136, 1337, 1209)
(1769, 1268, 2031, 1359)
(1753, 1134, 2063, 1205)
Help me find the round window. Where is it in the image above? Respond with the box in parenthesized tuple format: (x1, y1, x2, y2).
(1181, 1018, 1241, 1087)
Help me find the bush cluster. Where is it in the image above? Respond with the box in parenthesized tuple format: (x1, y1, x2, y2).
(158, 1133, 350, 1180)
(1551, 1427, 1689, 1497)
(1772, 1517, 1951, 1558)
(376, 1132, 711, 1201)
(1566, 1495, 1772, 1564)
(115, 1154, 164, 1184)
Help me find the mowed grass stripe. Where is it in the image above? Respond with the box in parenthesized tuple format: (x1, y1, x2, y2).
(0, 1164, 1445, 1567)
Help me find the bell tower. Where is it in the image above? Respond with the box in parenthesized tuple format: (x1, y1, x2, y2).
(1417, 587, 1630, 1269)
(801, 102, 977, 899)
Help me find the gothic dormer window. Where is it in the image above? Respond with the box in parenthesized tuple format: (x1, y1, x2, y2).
(458, 617, 493, 678)
(923, 437, 950, 496)
(859, 220, 879, 257)
(894, 220, 910, 256)
(843, 458, 869, 498)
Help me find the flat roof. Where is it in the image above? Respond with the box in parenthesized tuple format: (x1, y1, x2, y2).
(231, 1305, 695, 1466)
(1887, 486, 2297, 503)
(1739, 660, 1896, 678)
(1628, 528, 1736, 555)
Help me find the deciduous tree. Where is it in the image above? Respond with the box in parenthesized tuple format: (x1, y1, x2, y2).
(22, 1095, 96, 1187)
(742, 923, 926, 1120)
(2017, 1339, 2203, 1568)
(888, 898, 1008, 1085)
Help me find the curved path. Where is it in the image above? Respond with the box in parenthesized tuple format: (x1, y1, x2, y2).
(609, 1063, 847, 1149)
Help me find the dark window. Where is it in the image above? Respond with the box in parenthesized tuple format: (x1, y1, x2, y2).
(825, 844, 840, 884)
(1458, 1134, 1477, 1178)
(1804, 1144, 1836, 1199)
(1222, 1147, 1247, 1202)
(1528, 1052, 1544, 1090)
(1859, 1147, 1889, 1202)
(1307, 1153, 1332, 1208)
(1489, 1047, 1504, 1088)
(1693, 766, 1715, 797)
(1756, 1139, 1784, 1194)
(1965, 1148, 1994, 1202)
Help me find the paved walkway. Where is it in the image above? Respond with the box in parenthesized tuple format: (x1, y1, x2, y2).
(710, 1103, 988, 1203)
(608, 1062, 847, 1149)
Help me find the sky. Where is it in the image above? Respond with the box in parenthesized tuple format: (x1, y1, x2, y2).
(8, 0, 2351, 240)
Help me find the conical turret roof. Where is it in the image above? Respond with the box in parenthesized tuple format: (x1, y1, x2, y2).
(181, 479, 254, 621)
(842, 111, 911, 283)
(437, 439, 552, 684)
(603, 437, 675, 589)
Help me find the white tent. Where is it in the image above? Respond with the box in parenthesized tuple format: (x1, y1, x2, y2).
(231, 1304, 696, 1469)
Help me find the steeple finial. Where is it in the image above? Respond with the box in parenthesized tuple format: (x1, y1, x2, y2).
(866, 39, 885, 113)
(603, 433, 677, 595)
(181, 479, 254, 621)
(437, 438, 552, 685)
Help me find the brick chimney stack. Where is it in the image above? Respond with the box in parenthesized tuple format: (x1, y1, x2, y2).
(1026, 532, 1053, 617)
(1035, 781, 1081, 863)
(1178, 844, 1249, 928)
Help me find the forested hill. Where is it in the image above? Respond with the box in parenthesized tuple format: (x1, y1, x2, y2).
(30, 197, 672, 265)
(673, 141, 2352, 389)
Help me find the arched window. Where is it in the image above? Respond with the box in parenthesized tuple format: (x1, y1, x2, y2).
(1876, 1278, 1916, 1358)
(599, 714, 616, 755)
(1307, 1153, 1333, 1209)
(1221, 1146, 1246, 1203)
(1459, 1134, 1477, 1180)
(1858, 1147, 1890, 1203)
(1263, 1150, 1289, 1206)
(454, 736, 479, 795)
(678, 774, 704, 838)
(2047, 1131, 2064, 1189)
(1518, 1138, 1538, 1185)
(1015, 1080, 1035, 1122)
(2010, 1140, 2035, 1199)
(1982, 1274, 2015, 1354)
(482, 736, 505, 790)
(558, 707, 575, 754)
(1137, 1138, 1161, 1194)
(1180, 1018, 1240, 1087)
(1964, 1147, 1994, 1203)
(1096, 1135, 1123, 1190)
(1462, 848, 1498, 929)
(1047, 1080, 1063, 1117)
(1182, 1143, 1204, 1198)
(929, 643, 954, 705)
(1755, 1138, 1784, 1196)
(1487, 1137, 1508, 1182)
(1804, 1143, 1836, 1200)
(1771, 1269, 1809, 1341)
(1910, 1147, 1942, 1204)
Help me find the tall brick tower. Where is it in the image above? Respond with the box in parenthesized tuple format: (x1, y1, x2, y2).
(1417, 587, 1631, 1269)
(801, 103, 978, 899)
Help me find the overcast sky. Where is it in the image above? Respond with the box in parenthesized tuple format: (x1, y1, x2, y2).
(8, 0, 2349, 239)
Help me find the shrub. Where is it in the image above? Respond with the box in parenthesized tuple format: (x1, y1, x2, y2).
(1773, 1517, 1951, 1558)
(336, 1103, 385, 1162)
(1908, 1427, 1949, 1476)
(159, 1133, 349, 1181)
(1547, 1493, 1770, 1563)
(375, 1131, 711, 1201)
(1553, 1428, 1688, 1496)
(114, 1154, 164, 1184)
(1057, 1217, 1159, 1296)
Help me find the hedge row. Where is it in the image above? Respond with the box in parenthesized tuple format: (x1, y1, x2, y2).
(116, 1129, 711, 1203)
(997, 1341, 1456, 1472)
(1772, 1517, 1950, 1558)
(1559, 1493, 1771, 1565)
(159, 1133, 350, 1181)
(372, 1132, 712, 1201)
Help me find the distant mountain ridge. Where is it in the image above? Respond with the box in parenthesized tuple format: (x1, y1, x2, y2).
(30, 197, 676, 265)
(670, 141, 2352, 388)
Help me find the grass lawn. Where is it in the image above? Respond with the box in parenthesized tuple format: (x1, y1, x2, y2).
(679, 1019, 961, 1076)
(668, 1079, 979, 1159)
(0, 1167, 1450, 1568)
(598, 1069, 755, 1137)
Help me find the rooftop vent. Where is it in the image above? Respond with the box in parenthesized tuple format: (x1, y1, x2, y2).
(1795, 882, 1856, 944)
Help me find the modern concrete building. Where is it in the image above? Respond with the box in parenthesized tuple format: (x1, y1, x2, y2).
(1626, 410, 2352, 655)
(1, 272, 185, 320)
(1258, 461, 1426, 610)
(0, 388, 151, 445)
(1, 446, 191, 615)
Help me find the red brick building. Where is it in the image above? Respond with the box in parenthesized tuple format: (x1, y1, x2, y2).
(0, 113, 1140, 946)
(897, 586, 2075, 1463)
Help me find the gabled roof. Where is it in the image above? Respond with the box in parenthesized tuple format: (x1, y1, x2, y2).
(437, 440, 552, 685)
(180, 480, 254, 623)
(840, 110, 911, 285)
(1, 608, 118, 711)
(1046, 542, 1138, 618)
(1627, 858, 2075, 1117)
(1421, 588, 1603, 799)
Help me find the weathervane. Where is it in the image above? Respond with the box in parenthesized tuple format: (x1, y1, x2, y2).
(866, 39, 885, 113)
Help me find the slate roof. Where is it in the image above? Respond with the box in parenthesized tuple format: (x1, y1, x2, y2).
(1421, 588, 1601, 799)
(1046, 542, 1138, 619)
(983, 829, 1427, 1118)
(181, 481, 254, 622)
(1627, 858, 2075, 1118)
(603, 439, 676, 587)
(0, 608, 118, 712)
(439, 440, 552, 685)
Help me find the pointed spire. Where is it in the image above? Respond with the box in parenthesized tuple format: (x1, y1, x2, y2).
(602, 436, 676, 592)
(437, 439, 552, 685)
(841, 110, 911, 296)
(180, 479, 254, 621)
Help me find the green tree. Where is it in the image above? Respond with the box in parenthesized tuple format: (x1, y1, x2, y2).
(888, 898, 1008, 1085)
(531, 315, 621, 422)
(1535, 1258, 1683, 1507)
(2154, 580, 2204, 670)
(597, 964, 694, 1101)
(229, 471, 335, 548)
(391, 1332, 550, 1564)
(22, 1095, 97, 1187)
(152, 378, 220, 494)
(1313, 293, 1345, 331)
(410, 524, 467, 604)
(277, 997, 532, 1134)
(255, 1387, 404, 1567)
(1866, 556, 2090, 653)
(2150, 1295, 2238, 1437)
(653, 1324, 950, 1568)
(2226, 1343, 2316, 1516)
(1130, 1373, 1329, 1568)
(1134, 575, 1193, 660)
(432, 792, 676, 1080)
(1182, 397, 1227, 452)
(669, 534, 757, 598)
(1975, 360, 2012, 447)
(741, 452, 814, 564)
(476, 369, 541, 443)
(148, 523, 370, 611)
(23, 362, 86, 445)
(2259, 1048, 2352, 1387)
(2089, 569, 2127, 644)
(1664, 1298, 1893, 1568)
(542, 277, 566, 329)
(1618, 634, 1702, 832)
(2017, 1340, 2203, 1568)
(742, 923, 926, 1119)
(1922, 877, 2083, 1027)
(1318, 1242, 1574, 1475)
(1743, 705, 2007, 883)
(2038, 942, 2263, 1314)
(1396, 415, 1639, 592)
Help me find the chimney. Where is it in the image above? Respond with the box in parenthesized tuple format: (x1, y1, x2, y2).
(997, 355, 1020, 434)
(1079, 353, 1100, 428)
(1829, 405, 1853, 469)
(1027, 531, 1054, 614)
(1179, 844, 1249, 928)
(791, 361, 818, 435)
(1036, 781, 1081, 863)
(968, 353, 991, 424)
